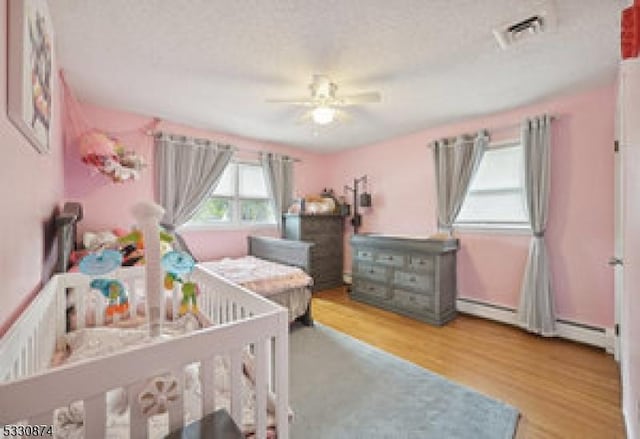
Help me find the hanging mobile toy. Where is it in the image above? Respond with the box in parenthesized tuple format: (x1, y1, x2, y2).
(79, 249, 128, 317)
(161, 251, 199, 315)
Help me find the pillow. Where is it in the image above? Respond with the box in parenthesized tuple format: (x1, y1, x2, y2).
(83, 230, 119, 251)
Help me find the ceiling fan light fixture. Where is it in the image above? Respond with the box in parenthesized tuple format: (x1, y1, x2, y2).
(312, 106, 336, 125)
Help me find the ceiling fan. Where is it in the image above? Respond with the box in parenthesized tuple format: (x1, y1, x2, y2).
(266, 74, 381, 125)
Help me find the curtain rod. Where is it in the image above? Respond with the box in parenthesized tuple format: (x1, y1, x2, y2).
(490, 115, 556, 134)
(488, 122, 520, 134)
(426, 115, 557, 148)
(153, 130, 302, 162)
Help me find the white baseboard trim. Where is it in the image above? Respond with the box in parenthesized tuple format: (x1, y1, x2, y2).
(457, 298, 614, 351)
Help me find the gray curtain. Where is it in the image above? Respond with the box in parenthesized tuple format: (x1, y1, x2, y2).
(155, 133, 235, 255)
(516, 115, 555, 336)
(261, 153, 294, 235)
(432, 131, 489, 233)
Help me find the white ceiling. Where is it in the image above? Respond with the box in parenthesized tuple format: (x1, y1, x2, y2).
(49, 0, 626, 152)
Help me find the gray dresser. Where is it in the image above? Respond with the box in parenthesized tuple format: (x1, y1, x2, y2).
(350, 234, 459, 325)
(283, 214, 344, 292)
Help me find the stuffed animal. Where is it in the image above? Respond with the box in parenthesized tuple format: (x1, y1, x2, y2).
(118, 229, 174, 265)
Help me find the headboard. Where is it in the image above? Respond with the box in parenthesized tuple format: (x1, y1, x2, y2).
(54, 202, 83, 273)
(247, 236, 313, 274)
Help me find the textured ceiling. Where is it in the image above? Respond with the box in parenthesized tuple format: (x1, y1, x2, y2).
(49, 0, 626, 152)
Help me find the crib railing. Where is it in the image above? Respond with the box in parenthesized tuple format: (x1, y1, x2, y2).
(0, 276, 58, 384)
(0, 266, 289, 439)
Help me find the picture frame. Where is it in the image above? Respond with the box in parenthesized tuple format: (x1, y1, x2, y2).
(7, 0, 54, 154)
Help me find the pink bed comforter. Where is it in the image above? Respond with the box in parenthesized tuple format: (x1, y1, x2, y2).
(200, 256, 312, 297)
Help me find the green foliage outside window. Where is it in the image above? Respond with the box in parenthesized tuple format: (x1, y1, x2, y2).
(188, 163, 276, 227)
(240, 199, 273, 222)
(191, 198, 230, 223)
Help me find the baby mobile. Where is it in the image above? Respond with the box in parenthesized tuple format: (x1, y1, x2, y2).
(60, 70, 159, 183)
(79, 249, 129, 318)
(162, 251, 200, 316)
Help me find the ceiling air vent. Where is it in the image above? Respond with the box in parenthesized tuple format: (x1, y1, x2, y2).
(493, 3, 556, 50)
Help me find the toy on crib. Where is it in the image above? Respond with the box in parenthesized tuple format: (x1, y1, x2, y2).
(161, 251, 199, 315)
(118, 228, 174, 265)
(79, 249, 129, 317)
(119, 229, 174, 248)
(90, 279, 128, 316)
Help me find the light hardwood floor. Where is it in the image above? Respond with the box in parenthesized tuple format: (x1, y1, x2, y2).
(312, 287, 625, 439)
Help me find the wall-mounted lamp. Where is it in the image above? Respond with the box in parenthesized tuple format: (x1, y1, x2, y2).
(344, 175, 372, 234)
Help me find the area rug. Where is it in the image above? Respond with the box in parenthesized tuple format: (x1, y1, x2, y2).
(289, 324, 519, 439)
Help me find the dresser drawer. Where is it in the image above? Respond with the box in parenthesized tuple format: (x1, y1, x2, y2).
(301, 218, 343, 236)
(355, 263, 387, 282)
(311, 244, 343, 259)
(391, 289, 433, 313)
(311, 258, 343, 278)
(354, 281, 390, 300)
(393, 271, 432, 292)
(408, 255, 434, 272)
(355, 248, 374, 262)
(374, 251, 405, 267)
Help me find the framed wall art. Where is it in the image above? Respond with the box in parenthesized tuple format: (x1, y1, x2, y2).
(7, 0, 54, 154)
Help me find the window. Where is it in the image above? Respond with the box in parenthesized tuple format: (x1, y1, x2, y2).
(187, 162, 275, 227)
(455, 140, 529, 228)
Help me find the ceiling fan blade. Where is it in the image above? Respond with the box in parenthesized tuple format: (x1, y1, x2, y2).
(339, 91, 381, 105)
(265, 97, 315, 105)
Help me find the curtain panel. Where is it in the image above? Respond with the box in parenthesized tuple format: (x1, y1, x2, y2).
(432, 130, 489, 233)
(154, 133, 235, 257)
(261, 153, 294, 235)
(516, 115, 555, 336)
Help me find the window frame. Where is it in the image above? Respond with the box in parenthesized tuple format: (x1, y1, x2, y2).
(453, 138, 532, 233)
(181, 160, 277, 231)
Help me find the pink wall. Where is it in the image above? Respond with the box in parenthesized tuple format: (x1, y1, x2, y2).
(64, 102, 329, 261)
(0, 0, 64, 331)
(326, 85, 616, 328)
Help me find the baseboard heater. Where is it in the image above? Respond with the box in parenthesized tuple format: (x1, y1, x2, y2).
(456, 297, 614, 352)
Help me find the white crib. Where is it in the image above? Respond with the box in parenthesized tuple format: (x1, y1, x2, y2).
(0, 265, 289, 439)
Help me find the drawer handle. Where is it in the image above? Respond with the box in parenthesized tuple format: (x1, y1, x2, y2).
(410, 276, 416, 282)
(368, 287, 375, 291)
(387, 256, 393, 260)
(419, 261, 425, 265)
(369, 269, 375, 274)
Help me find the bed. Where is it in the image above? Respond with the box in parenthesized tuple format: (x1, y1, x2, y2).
(201, 236, 314, 326)
(0, 203, 290, 439)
